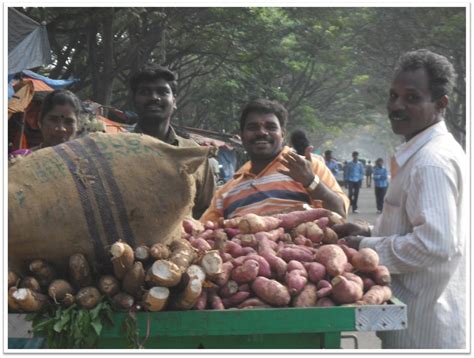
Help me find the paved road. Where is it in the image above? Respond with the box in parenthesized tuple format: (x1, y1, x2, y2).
(340, 183, 383, 349)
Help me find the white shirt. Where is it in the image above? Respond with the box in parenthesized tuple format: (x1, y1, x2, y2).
(360, 121, 467, 349)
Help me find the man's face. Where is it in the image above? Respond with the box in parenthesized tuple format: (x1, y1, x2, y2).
(352, 153, 358, 161)
(241, 112, 284, 162)
(387, 68, 444, 141)
(133, 78, 176, 124)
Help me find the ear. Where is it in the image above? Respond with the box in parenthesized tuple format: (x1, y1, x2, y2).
(172, 96, 177, 110)
(436, 95, 449, 111)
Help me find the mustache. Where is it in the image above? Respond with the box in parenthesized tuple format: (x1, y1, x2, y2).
(251, 135, 273, 144)
(389, 111, 410, 121)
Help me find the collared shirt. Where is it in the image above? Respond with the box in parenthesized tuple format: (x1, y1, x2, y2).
(360, 121, 466, 349)
(133, 123, 216, 219)
(345, 160, 364, 182)
(372, 166, 388, 188)
(325, 158, 339, 176)
(200, 146, 349, 222)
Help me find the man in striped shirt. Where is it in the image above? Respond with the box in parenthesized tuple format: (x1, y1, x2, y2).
(334, 49, 466, 349)
(200, 99, 349, 222)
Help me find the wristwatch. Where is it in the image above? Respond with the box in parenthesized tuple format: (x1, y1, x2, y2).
(305, 175, 320, 191)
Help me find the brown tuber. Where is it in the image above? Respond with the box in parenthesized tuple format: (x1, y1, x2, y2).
(112, 292, 135, 311)
(29, 259, 56, 288)
(134, 245, 151, 262)
(8, 271, 20, 288)
(48, 279, 75, 304)
(238, 213, 282, 234)
(122, 262, 145, 299)
(76, 287, 102, 309)
(143, 286, 170, 312)
(19, 276, 41, 292)
(69, 253, 93, 288)
(146, 260, 182, 287)
(149, 243, 171, 260)
(351, 248, 380, 273)
(98, 275, 120, 297)
(12, 288, 50, 312)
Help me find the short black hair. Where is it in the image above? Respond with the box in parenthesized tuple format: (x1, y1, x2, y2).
(324, 150, 332, 156)
(290, 129, 310, 156)
(239, 99, 288, 132)
(394, 49, 456, 100)
(130, 64, 178, 95)
(352, 151, 359, 156)
(39, 89, 83, 123)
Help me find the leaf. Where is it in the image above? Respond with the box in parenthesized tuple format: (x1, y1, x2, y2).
(90, 319, 103, 336)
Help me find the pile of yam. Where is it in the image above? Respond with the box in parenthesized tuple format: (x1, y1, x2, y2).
(9, 208, 392, 313)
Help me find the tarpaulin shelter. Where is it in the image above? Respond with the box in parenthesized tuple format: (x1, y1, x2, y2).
(8, 8, 51, 75)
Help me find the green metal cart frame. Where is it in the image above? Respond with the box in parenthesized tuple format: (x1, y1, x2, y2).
(8, 297, 406, 349)
(97, 297, 406, 349)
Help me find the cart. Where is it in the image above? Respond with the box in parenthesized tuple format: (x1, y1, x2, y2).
(9, 297, 406, 349)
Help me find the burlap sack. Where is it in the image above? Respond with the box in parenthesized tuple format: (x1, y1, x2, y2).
(8, 132, 211, 273)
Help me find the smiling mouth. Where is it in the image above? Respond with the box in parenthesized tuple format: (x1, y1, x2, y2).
(389, 113, 409, 122)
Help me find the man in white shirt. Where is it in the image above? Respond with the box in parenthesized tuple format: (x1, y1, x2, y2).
(333, 49, 466, 349)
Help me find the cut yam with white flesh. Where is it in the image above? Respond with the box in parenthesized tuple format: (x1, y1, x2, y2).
(8, 287, 21, 311)
(143, 286, 170, 312)
(200, 250, 223, 277)
(171, 278, 203, 310)
(146, 260, 182, 287)
(134, 245, 151, 262)
(110, 241, 135, 280)
(186, 265, 206, 283)
(12, 288, 50, 312)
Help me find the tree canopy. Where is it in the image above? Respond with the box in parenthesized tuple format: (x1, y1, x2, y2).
(18, 7, 466, 149)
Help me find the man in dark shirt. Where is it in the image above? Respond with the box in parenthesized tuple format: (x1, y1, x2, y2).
(130, 64, 215, 219)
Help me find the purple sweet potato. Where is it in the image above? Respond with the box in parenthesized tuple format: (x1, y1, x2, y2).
(330, 275, 363, 304)
(251, 277, 291, 306)
(292, 283, 318, 307)
(231, 259, 259, 284)
(315, 244, 347, 277)
(221, 291, 251, 308)
(304, 262, 327, 283)
(274, 208, 330, 230)
(285, 270, 308, 296)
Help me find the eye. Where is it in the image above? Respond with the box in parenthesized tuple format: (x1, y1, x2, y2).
(406, 94, 420, 102)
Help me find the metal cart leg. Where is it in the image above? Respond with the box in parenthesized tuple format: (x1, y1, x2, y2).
(341, 334, 359, 349)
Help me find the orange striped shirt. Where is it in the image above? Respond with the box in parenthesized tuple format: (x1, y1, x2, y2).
(200, 146, 349, 222)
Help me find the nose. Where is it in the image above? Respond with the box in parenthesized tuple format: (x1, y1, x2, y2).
(150, 90, 162, 100)
(55, 121, 67, 132)
(255, 126, 268, 136)
(388, 96, 404, 112)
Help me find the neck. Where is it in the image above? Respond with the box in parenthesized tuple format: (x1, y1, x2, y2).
(404, 118, 442, 142)
(139, 118, 170, 140)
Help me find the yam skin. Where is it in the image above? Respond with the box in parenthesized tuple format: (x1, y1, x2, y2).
(315, 244, 347, 277)
(168, 239, 196, 272)
(110, 242, 135, 280)
(76, 287, 102, 309)
(291, 222, 323, 243)
(278, 246, 313, 262)
(357, 285, 392, 305)
(68, 253, 93, 288)
(243, 255, 272, 278)
(339, 244, 358, 261)
(170, 277, 203, 310)
(314, 216, 330, 230)
(112, 292, 135, 311)
(316, 297, 336, 307)
(193, 289, 208, 310)
(351, 248, 380, 273)
(322, 227, 339, 245)
(149, 243, 171, 260)
(143, 286, 169, 311)
(208, 291, 225, 310)
(62, 293, 76, 307)
(189, 237, 213, 252)
(231, 259, 259, 284)
(29, 259, 56, 288)
(274, 208, 330, 230)
(371, 265, 392, 285)
(251, 277, 291, 307)
(12, 288, 50, 312)
(211, 261, 234, 286)
(98, 275, 120, 297)
(254, 227, 286, 242)
(221, 291, 251, 308)
(330, 275, 363, 304)
(220, 216, 244, 229)
(122, 262, 146, 299)
(19, 276, 41, 292)
(48, 279, 75, 303)
(8, 271, 20, 288)
(316, 280, 333, 298)
(285, 270, 308, 296)
(146, 260, 182, 287)
(219, 280, 239, 298)
(238, 297, 271, 309)
(238, 213, 282, 234)
(304, 262, 327, 283)
(287, 260, 308, 275)
(292, 283, 318, 307)
(182, 217, 205, 235)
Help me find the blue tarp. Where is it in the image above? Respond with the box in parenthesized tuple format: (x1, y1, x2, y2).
(217, 147, 237, 183)
(22, 70, 78, 89)
(8, 8, 52, 74)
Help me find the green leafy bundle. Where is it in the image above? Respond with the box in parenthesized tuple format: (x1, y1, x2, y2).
(25, 300, 114, 349)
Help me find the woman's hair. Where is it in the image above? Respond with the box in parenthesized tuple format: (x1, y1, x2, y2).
(39, 89, 83, 122)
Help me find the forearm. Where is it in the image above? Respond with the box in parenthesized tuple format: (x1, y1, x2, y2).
(310, 182, 346, 217)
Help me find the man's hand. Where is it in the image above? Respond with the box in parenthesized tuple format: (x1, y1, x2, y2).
(337, 236, 365, 250)
(332, 220, 371, 238)
(277, 146, 315, 187)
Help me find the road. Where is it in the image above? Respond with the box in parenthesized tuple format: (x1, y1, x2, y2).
(340, 183, 383, 349)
